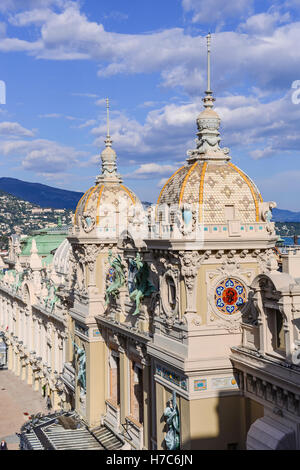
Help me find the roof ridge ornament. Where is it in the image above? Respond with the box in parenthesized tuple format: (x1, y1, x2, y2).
(187, 33, 231, 164)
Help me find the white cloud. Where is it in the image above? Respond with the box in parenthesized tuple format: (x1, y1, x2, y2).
(71, 92, 99, 98)
(78, 119, 97, 129)
(9, 8, 55, 26)
(38, 113, 81, 122)
(0, 0, 67, 13)
(39, 113, 62, 118)
(127, 163, 177, 179)
(157, 177, 168, 187)
(182, 0, 253, 24)
(0, 37, 42, 53)
(0, 121, 35, 137)
(88, 88, 300, 173)
(0, 2, 300, 98)
(0, 137, 89, 175)
(239, 11, 291, 35)
(95, 98, 107, 106)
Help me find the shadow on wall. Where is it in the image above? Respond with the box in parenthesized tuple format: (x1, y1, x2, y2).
(179, 390, 264, 451)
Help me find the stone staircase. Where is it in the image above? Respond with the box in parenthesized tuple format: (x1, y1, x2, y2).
(91, 425, 125, 450)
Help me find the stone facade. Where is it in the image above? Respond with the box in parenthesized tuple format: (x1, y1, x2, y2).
(0, 79, 299, 451)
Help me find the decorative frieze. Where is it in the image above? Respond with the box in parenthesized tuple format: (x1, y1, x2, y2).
(155, 363, 188, 391)
(244, 372, 300, 417)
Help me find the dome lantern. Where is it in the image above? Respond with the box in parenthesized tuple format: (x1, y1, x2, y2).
(187, 33, 230, 164)
(156, 34, 269, 229)
(96, 98, 122, 185)
(73, 99, 142, 238)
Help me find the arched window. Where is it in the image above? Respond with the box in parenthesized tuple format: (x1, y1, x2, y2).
(130, 361, 143, 424)
(275, 310, 286, 353)
(109, 351, 120, 406)
(166, 275, 176, 311)
(266, 307, 286, 357)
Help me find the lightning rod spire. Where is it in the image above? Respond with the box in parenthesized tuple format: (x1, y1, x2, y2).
(203, 33, 215, 109)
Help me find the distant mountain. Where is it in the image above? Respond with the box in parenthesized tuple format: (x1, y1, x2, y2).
(272, 208, 300, 222)
(0, 178, 84, 210)
(0, 177, 298, 221)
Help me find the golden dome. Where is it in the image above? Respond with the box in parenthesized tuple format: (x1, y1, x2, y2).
(156, 40, 264, 226)
(157, 160, 263, 224)
(73, 99, 141, 236)
(74, 182, 139, 233)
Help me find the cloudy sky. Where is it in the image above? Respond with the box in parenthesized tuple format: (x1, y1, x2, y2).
(0, 0, 300, 209)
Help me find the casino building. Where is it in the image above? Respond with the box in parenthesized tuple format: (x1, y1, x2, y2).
(1, 35, 300, 450)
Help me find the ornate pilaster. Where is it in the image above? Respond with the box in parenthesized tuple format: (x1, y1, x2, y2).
(179, 250, 210, 315)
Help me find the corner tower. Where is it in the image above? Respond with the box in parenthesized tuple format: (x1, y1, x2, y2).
(146, 34, 278, 450)
(67, 100, 143, 428)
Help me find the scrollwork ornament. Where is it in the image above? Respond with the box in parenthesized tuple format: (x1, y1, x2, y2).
(179, 250, 210, 292)
(179, 251, 199, 292)
(82, 214, 96, 233)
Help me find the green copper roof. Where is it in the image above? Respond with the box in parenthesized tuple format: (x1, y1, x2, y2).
(21, 225, 68, 257)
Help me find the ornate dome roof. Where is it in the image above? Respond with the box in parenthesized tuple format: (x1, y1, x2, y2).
(157, 36, 263, 226)
(73, 99, 142, 237)
(157, 160, 262, 224)
(74, 182, 140, 234)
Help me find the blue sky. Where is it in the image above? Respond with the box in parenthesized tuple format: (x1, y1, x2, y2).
(0, 0, 300, 209)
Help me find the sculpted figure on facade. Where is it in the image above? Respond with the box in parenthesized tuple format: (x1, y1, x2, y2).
(259, 201, 277, 234)
(164, 391, 180, 450)
(129, 253, 156, 316)
(73, 341, 86, 392)
(105, 251, 126, 303)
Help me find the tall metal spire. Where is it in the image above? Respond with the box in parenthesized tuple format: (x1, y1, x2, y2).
(206, 32, 211, 92)
(106, 97, 110, 137)
(104, 97, 113, 148)
(203, 33, 215, 109)
(187, 33, 230, 163)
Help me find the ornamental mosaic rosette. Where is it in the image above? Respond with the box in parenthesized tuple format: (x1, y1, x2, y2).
(214, 278, 247, 315)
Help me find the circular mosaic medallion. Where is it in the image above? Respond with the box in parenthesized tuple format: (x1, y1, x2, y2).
(214, 278, 247, 315)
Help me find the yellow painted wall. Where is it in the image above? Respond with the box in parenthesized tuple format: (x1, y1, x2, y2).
(244, 397, 264, 434)
(119, 352, 129, 424)
(155, 382, 167, 450)
(188, 395, 247, 450)
(86, 340, 107, 427)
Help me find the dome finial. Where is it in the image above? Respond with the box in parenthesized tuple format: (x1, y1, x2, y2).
(207, 32, 211, 92)
(96, 98, 122, 184)
(106, 97, 110, 137)
(203, 32, 215, 109)
(104, 97, 113, 148)
(186, 34, 231, 163)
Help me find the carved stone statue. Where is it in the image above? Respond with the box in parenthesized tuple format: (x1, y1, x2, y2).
(129, 253, 156, 316)
(105, 251, 126, 303)
(73, 341, 86, 391)
(164, 390, 180, 450)
(259, 201, 277, 223)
